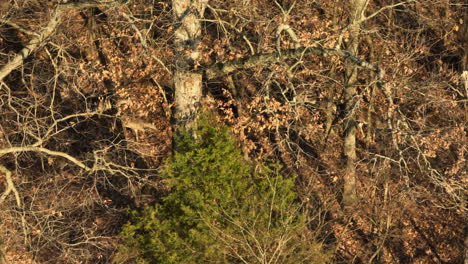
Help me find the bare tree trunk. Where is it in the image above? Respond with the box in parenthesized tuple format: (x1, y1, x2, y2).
(342, 0, 368, 210)
(460, 7, 468, 264)
(172, 0, 207, 127)
(461, 6, 468, 97)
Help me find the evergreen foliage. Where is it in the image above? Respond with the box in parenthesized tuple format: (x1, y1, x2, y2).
(116, 113, 331, 264)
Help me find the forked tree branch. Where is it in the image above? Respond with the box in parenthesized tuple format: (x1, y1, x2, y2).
(0, 8, 62, 82)
(0, 164, 20, 206)
(0, 0, 123, 82)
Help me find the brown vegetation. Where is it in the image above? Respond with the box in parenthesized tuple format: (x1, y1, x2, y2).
(0, 0, 466, 263)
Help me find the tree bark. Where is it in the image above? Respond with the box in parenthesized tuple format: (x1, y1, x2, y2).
(460, 7, 468, 264)
(205, 46, 383, 80)
(342, 0, 368, 210)
(172, 0, 207, 127)
(461, 6, 468, 95)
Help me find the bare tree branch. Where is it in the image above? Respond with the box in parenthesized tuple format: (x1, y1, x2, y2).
(121, 11, 172, 75)
(359, 0, 416, 24)
(0, 146, 90, 170)
(0, 8, 62, 82)
(205, 46, 384, 80)
(58, 0, 123, 9)
(0, 19, 39, 36)
(0, 164, 20, 206)
(0, 0, 124, 83)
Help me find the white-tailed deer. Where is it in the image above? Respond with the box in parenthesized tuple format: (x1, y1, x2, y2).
(120, 116, 157, 141)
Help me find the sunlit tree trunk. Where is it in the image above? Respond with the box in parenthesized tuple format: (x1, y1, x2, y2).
(342, 0, 368, 209)
(172, 0, 207, 127)
(460, 6, 468, 264)
(461, 7, 468, 94)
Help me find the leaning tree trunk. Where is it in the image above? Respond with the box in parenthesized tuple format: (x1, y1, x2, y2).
(342, 0, 367, 210)
(172, 0, 207, 127)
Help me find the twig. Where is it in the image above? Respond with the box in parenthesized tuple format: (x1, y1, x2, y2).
(358, 0, 416, 24)
(0, 0, 124, 83)
(121, 11, 172, 75)
(0, 164, 28, 246)
(0, 19, 39, 36)
(0, 8, 62, 82)
(32, 111, 101, 147)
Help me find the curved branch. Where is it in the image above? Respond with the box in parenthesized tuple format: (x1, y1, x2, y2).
(0, 146, 90, 170)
